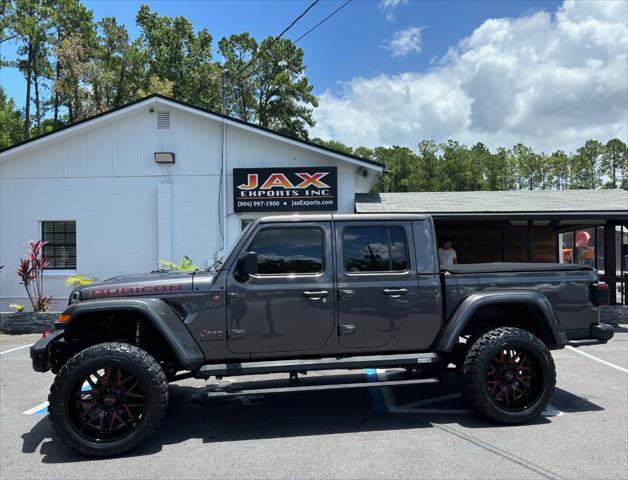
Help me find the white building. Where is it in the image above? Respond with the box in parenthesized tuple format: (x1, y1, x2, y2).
(0, 94, 383, 310)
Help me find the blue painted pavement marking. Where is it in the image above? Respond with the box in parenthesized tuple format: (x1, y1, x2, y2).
(23, 384, 91, 415)
(34, 405, 48, 415)
(364, 368, 389, 412)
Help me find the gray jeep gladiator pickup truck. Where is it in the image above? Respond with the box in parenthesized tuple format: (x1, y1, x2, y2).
(31, 214, 612, 456)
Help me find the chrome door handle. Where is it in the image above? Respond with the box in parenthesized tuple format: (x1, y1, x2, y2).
(303, 290, 328, 299)
(339, 324, 355, 336)
(228, 329, 246, 340)
(383, 288, 408, 297)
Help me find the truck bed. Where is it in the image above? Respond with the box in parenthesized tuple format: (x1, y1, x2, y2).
(442, 262, 594, 274)
(441, 262, 599, 334)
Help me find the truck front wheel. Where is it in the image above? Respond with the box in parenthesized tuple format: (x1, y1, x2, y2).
(460, 327, 556, 424)
(48, 342, 169, 457)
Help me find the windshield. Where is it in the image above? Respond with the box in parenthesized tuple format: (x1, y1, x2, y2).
(208, 221, 255, 272)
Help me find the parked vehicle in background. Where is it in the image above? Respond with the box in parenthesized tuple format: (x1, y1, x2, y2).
(31, 214, 612, 456)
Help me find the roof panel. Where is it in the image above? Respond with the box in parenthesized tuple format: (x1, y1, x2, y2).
(259, 213, 429, 223)
(355, 190, 628, 216)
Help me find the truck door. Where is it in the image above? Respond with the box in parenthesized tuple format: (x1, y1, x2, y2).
(226, 222, 335, 355)
(335, 220, 420, 349)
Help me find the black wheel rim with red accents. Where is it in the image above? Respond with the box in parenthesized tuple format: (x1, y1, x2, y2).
(485, 347, 542, 411)
(68, 367, 147, 443)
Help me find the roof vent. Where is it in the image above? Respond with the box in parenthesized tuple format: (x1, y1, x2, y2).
(156, 111, 170, 131)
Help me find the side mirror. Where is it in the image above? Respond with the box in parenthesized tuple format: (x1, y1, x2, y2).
(236, 251, 258, 279)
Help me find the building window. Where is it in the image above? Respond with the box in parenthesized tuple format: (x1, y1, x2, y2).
(248, 227, 324, 275)
(42, 221, 76, 270)
(342, 226, 408, 273)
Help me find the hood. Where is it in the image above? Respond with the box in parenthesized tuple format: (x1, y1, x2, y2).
(76, 270, 196, 301)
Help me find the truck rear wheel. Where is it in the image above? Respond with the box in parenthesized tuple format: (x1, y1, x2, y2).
(460, 327, 555, 424)
(48, 342, 169, 457)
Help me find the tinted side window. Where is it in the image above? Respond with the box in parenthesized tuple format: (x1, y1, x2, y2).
(343, 226, 408, 273)
(249, 228, 324, 275)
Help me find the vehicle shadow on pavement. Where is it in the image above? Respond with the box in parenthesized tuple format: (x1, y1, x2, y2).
(21, 379, 603, 463)
(549, 388, 604, 414)
(610, 324, 628, 334)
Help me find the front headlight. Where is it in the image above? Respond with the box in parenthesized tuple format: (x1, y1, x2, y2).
(68, 290, 82, 305)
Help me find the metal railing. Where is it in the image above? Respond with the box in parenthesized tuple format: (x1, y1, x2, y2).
(599, 274, 627, 305)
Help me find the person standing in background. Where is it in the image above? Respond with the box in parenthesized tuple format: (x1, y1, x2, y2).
(438, 240, 458, 268)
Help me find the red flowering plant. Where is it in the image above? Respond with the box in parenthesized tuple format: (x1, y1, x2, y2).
(16, 240, 53, 312)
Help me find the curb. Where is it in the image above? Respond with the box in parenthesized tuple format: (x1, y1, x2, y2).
(600, 306, 627, 325)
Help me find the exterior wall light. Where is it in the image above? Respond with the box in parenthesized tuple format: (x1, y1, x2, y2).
(154, 152, 175, 164)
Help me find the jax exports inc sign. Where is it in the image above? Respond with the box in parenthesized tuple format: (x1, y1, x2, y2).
(233, 167, 338, 212)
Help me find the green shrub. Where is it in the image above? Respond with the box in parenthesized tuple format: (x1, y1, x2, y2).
(158, 255, 199, 272)
(65, 274, 97, 287)
(9, 304, 24, 312)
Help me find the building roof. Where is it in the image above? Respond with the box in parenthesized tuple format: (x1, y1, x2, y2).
(355, 190, 628, 218)
(0, 94, 383, 171)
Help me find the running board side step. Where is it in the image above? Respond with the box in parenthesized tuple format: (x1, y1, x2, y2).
(196, 352, 442, 378)
(204, 377, 439, 397)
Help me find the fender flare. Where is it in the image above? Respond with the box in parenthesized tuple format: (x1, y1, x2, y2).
(61, 298, 205, 368)
(435, 290, 568, 352)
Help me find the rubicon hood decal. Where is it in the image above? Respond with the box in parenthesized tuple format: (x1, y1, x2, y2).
(90, 284, 186, 298)
(79, 272, 195, 300)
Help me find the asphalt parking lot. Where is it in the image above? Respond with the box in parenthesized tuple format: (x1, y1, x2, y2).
(1, 328, 627, 480)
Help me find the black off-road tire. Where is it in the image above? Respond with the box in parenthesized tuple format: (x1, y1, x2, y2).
(48, 342, 169, 457)
(460, 327, 556, 424)
(453, 330, 486, 370)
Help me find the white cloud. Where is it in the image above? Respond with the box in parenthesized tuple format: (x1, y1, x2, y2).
(379, 0, 408, 10)
(387, 27, 424, 57)
(379, 0, 408, 22)
(311, 0, 628, 153)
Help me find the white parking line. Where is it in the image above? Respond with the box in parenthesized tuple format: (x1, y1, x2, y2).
(0, 343, 34, 355)
(566, 346, 628, 374)
(542, 404, 564, 417)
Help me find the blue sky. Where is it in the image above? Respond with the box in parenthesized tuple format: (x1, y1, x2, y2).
(1, 0, 626, 152)
(1, 0, 562, 106)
